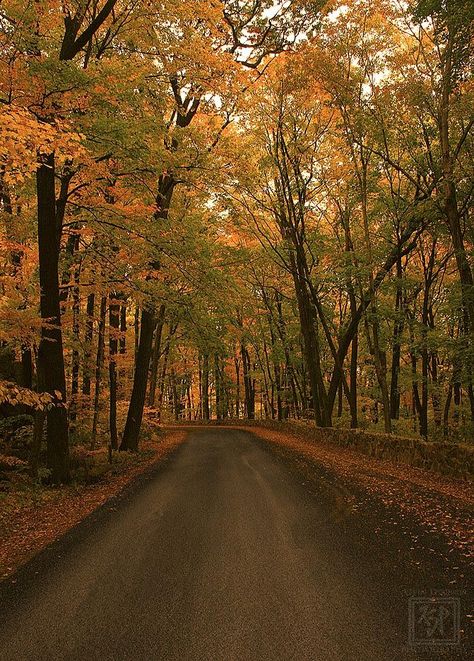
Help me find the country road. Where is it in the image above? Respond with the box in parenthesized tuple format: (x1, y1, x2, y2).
(0, 428, 472, 660)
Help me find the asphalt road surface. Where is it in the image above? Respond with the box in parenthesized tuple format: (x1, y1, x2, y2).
(0, 428, 472, 660)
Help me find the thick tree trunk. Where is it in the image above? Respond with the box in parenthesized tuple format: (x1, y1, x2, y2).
(120, 168, 177, 444)
(36, 154, 70, 483)
(120, 308, 156, 451)
(148, 305, 166, 407)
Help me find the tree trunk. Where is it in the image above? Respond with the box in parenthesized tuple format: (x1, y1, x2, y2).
(119, 303, 127, 354)
(109, 293, 120, 449)
(292, 273, 328, 426)
(82, 293, 95, 396)
(389, 254, 404, 420)
(148, 305, 166, 407)
(120, 307, 156, 451)
(170, 369, 180, 421)
(443, 384, 453, 437)
(119, 300, 127, 396)
(202, 353, 210, 420)
(134, 305, 140, 359)
(214, 354, 222, 420)
(91, 295, 107, 447)
(36, 154, 70, 483)
(439, 39, 474, 421)
(241, 344, 255, 419)
(69, 263, 81, 424)
(234, 355, 240, 418)
(29, 362, 45, 479)
(408, 317, 422, 431)
(21, 347, 33, 389)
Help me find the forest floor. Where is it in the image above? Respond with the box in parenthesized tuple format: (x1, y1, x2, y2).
(0, 428, 186, 580)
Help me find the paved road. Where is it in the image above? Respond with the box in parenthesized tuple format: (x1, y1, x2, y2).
(0, 429, 471, 660)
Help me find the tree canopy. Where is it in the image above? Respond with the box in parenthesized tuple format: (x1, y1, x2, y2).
(1, 0, 473, 481)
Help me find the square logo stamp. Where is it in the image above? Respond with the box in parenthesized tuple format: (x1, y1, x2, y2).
(408, 596, 461, 646)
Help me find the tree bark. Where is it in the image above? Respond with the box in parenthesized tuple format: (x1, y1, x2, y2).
(241, 344, 255, 419)
(36, 154, 70, 483)
(389, 253, 404, 420)
(202, 353, 210, 420)
(234, 355, 240, 418)
(148, 305, 166, 407)
(91, 295, 107, 447)
(120, 308, 156, 451)
(82, 293, 95, 396)
(109, 293, 120, 449)
(69, 261, 81, 424)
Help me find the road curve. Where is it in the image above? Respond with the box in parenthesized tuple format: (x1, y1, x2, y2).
(0, 428, 471, 660)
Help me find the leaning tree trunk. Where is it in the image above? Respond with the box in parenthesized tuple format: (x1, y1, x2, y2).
(121, 172, 177, 448)
(148, 305, 166, 407)
(36, 154, 70, 483)
(120, 307, 156, 451)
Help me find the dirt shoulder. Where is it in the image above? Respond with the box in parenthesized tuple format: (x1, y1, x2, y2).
(0, 430, 187, 580)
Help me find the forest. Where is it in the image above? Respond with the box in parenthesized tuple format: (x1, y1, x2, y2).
(0, 0, 473, 484)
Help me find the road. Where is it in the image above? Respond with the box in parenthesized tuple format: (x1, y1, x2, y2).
(0, 428, 471, 660)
